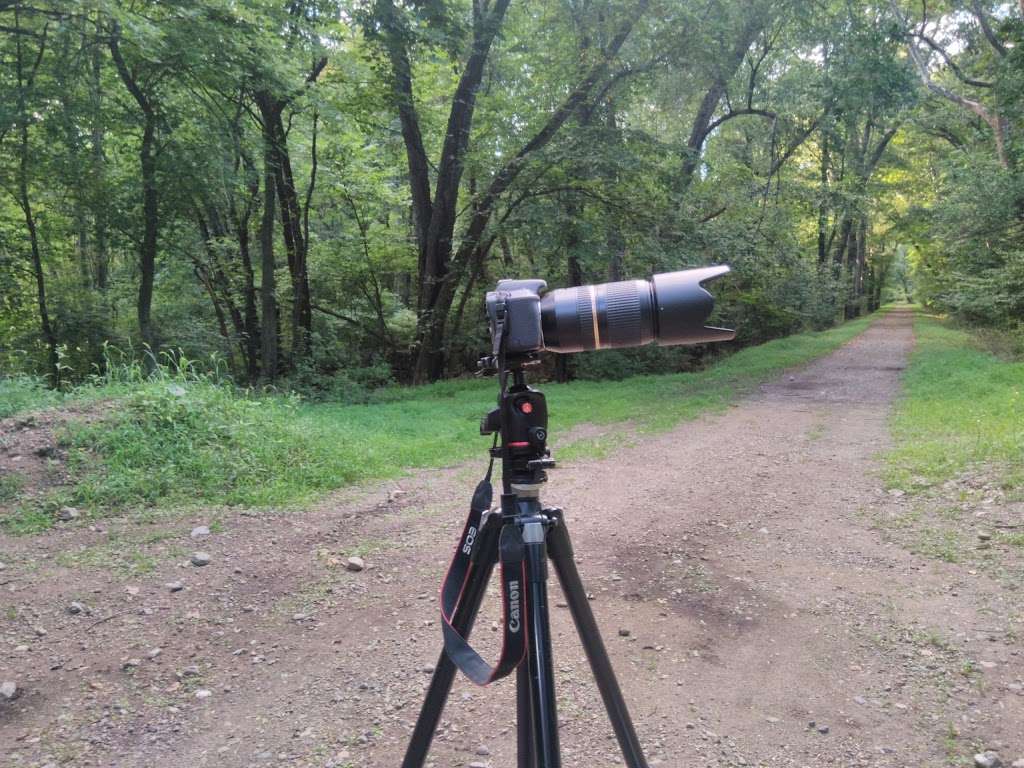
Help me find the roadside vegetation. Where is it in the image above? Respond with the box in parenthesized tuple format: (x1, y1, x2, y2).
(1, 312, 879, 533)
(0, 377, 63, 419)
(887, 314, 1024, 495)
(883, 312, 1024, 570)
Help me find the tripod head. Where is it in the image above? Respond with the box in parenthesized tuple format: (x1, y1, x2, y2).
(481, 367, 554, 494)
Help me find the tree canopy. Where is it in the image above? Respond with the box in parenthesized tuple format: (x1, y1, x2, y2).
(2, 0, 1021, 391)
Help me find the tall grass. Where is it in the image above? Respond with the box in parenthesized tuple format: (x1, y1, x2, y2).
(3, 312, 880, 529)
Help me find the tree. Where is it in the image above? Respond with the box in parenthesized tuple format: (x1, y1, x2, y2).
(5, 4, 59, 384)
(366, 0, 649, 381)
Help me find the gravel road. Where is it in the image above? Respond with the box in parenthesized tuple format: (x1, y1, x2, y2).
(2, 308, 1022, 768)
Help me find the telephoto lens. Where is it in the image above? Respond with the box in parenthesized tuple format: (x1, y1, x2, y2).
(539, 265, 735, 353)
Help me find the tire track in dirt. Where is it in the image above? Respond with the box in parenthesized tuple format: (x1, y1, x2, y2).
(3, 309, 1022, 767)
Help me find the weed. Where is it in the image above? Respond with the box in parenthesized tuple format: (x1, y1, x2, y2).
(346, 539, 388, 558)
(3, 503, 54, 534)
(912, 528, 962, 563)
(0, 473, 24, 502)
(943, 723, 960, 762)
(52, 529, 180, 575)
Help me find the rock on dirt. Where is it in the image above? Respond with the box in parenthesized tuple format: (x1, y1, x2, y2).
(190, 525, 211, 538)
(190, 552, 211, 567)
(0, 681, 19, 701)
(57, 506, 79, 521)
(976, 752, 1003, 768)
(345, 556, 365, 572)
(166, 581, 184, 592)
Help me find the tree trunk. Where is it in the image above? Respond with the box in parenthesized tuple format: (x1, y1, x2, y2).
(817, 132, 830, 265)
(680, 15, 765, 190)
(402, 1, 648, 382)
(260, 140, 279, 383)
(853, 215, 868, 315)
(19, 133, 58, 387)
(227, 128, 263, 384)
(13, 9, 58, 385)
(257, 94, 312, 366)
(109, 25, 159, 359)
(91, 27, 108, 290)
(196, 209, 248, 371)
(138, 116, 158, 355)
(237, 210, 261, 383)
(554, 194, 586, 384)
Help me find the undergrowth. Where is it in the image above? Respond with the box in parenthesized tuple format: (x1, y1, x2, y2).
(2, 311, 880, 531)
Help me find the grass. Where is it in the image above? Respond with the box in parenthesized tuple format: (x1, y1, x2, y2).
(886, 314, 1024, 494)
(2, 311, 880, 530)
(0, 473, 24, 502)
(53, 527, 182, 575)
(0, 375, 63, 419)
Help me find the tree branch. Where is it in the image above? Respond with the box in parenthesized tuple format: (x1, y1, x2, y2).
(970, 0, 1007, 57)
(911, 30, 992, 87)
(889, 0, 1008, 168)
(704, 107, 777, 138)
(764, 117, 819, 182)
(108, 22, 152, 116)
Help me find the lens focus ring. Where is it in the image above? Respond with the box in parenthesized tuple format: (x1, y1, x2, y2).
(603, 281, 643, 348)
(574, 287, 597, 349)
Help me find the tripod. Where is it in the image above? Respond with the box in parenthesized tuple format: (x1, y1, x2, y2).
(401, 367, 649, 768)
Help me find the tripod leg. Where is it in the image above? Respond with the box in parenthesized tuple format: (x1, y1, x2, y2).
(546, 512, 649, 768)
(517, 659, 537, 768)
(401, 515, 501, 768)
(523, 520, 561, 768)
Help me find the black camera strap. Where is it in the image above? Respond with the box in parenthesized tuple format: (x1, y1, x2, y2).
(439, 444, 527, 686)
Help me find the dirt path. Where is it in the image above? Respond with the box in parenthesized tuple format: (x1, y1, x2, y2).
(3, 308, 1022, 768)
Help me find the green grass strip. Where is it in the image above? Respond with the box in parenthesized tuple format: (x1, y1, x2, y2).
(886, 313, 1024, 494)
(4, 312, 880, 531)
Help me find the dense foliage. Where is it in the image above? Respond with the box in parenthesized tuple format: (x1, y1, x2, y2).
(1, 1, 1021, 390)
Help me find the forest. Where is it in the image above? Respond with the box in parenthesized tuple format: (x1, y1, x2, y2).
(1, 0, 1022, 393)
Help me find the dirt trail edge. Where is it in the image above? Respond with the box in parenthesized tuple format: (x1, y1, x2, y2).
(3, 308, 1022, 768)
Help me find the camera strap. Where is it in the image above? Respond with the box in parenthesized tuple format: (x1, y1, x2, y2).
(439, 446, 527, 686)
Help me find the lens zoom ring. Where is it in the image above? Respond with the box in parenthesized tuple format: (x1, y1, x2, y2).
(604, 281, 642, 346)
(574, 287, 596, 349)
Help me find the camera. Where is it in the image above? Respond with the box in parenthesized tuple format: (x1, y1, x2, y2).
(484, 266, 734, 362)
